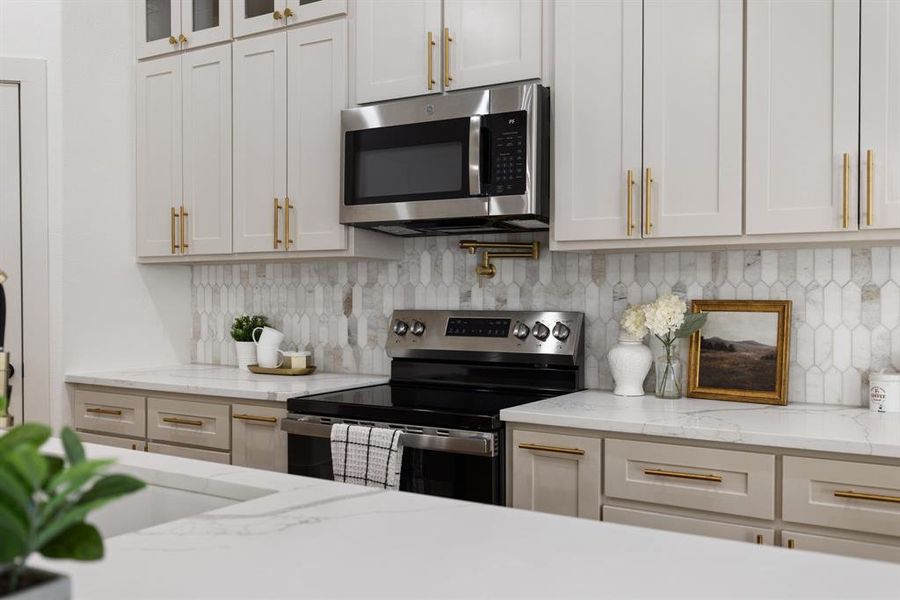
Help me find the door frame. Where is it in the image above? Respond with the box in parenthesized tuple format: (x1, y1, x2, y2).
(0, 57, 51, 424)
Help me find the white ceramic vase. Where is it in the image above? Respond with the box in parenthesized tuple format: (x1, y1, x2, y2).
(235, 341, 257, 371)
(608, 333, 653, 396)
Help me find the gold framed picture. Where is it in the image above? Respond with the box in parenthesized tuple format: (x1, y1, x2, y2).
(687, 300, 792, 405)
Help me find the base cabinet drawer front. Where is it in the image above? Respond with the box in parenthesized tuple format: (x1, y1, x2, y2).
(783, 456, 900, 537)
(511, 430, 602, 519)
(77, 431, 144, 451)
(604, 439, 775, 519)
(74, 390, 146, 438)
(781, 530, 900, 564)
(147, 442, 231, 465)
(148, 397, 231, 450)
(603, 506, 775, 546)
(231, 404, 287, 472)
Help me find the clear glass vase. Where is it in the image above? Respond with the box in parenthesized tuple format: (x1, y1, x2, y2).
(655, 344, 683, 399)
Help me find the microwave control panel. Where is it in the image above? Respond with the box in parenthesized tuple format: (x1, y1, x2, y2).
(484, 111, 527, 197)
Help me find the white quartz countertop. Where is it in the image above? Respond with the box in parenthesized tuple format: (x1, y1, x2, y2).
(64, 364, 389, 402)
(35, 440, 900, 599)
(501, 391, 900, 459)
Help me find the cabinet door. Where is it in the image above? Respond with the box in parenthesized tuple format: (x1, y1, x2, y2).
(643, 0, 742, 238)
(136, 56, 183, 258)
(285, 0, 347, 24)
(233, 33, 288, 253)
(553, 0, 642, 242)
(182, 45, 233, 255)
(782, 530, 900, 564)
(355, 0, 442, 104)
(181, 0, 232, 50)
(231, 404, 287, 472)
(443, 0, 542, 91)
(286, 21, 348, 252)
(860, 0, 900, 230)
(511, 430, 602, 519)
(233, 0, 287, 37)
(746, 0, 860, 234)
(136, 0, 181, 59)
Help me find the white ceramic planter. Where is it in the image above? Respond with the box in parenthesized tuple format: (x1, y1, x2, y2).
(234, 341, 257, 371)
(2, 569, 70, 600)
(608, 334, 653, 396)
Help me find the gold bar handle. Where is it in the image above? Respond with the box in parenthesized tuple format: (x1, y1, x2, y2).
(842, 152, 850, 229)
(645, 168, 653, 235)
(284, 197, 294, 250)
(162, 416, 203, 427)
(170, 207, 179, 254)
(518, 442, 585, 456)
(866, 149, 874, 227)
(233, 413, 278, 424)
(427, 32, 436, 91)
(180, 205, 189, 253)
(644, 468, 723, 483)
(87, 407, 123, 416)
(834, 489, 900, 504)
(626, 169, 635, 236)
(273, 198, 282, 249)
(443, 27, 453, 88)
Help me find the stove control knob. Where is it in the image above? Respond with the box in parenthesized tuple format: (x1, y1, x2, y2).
(393, 320, 409, 336)
(532, 321, 550, 341)
(552, 322, 571, 341)
(411, 321, 426, 336)
(512, 322, 530, 340)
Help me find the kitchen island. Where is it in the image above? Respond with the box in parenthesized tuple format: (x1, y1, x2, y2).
(33, 439, 900, 599)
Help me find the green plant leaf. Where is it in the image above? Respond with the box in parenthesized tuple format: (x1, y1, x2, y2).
(0, 423, 51, 454)
(39, 522, 104, 561)
(40, 459, 115, 524)
(675, 312, 708, 339)
(77, 474, 145, 507)
(0, 502, 29, 564)
(0, 395, 7, 416)
(0, 468, 32, 532)
(2, 445, 47, 493)
(60, 427, 86, 465)
(35, 494, 119, 550)
(42, 456, 65, 490)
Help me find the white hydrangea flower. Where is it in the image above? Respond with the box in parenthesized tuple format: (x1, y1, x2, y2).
(620, 304, 648, 339)
(642, 293, 687, 339)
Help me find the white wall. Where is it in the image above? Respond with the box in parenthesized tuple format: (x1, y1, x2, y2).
(1, 0, 192, 428)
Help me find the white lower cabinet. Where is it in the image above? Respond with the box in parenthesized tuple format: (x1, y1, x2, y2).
(147, 441, 231, 464)
(77, 431, 145, 451)
(781, 531, 900, 564)
(603, 506, 774, 546)
(231, 404, 288, 472)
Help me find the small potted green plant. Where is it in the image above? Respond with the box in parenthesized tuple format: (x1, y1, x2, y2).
(231, 314, 269, 371)
(0, 395, 11, 430)
(0, 420, 145, 598)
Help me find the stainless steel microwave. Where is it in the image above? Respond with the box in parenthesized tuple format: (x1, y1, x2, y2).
(340, 82, 550, 237)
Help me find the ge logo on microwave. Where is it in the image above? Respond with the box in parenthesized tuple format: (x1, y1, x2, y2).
(426, 104, 435, 114)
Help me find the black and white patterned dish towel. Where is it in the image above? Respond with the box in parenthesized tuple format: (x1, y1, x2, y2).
(330, 424, 404, 490)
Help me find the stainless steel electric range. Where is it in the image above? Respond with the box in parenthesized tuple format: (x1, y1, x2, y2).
(282, 310, 584, 505)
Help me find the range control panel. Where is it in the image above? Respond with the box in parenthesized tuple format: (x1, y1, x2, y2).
(484, 111, 527, 197)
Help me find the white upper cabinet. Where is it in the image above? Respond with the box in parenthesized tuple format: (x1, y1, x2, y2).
(287, 21, 349, 252)
(136, 56, 183, 258)
(745, 0, 860, 235)
(442, 0, 542, 91)
(233, 0, 346, 38)
(181, 0, 232, 51)
(553, 0, 642, 242)
(642, 0, 743, 238)
(233, 33, 288, 253)
(181, 45, 233, 255)
(355, 0, 442, 104)
(860, 0, 900, 230)
(136, 0, 231, 59)
(285, 0, 347, 23)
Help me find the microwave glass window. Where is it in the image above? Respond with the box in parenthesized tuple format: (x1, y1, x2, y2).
(356, 142, 463, 199)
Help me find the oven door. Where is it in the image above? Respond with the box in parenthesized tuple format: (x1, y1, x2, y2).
(283, 416, 503, 505)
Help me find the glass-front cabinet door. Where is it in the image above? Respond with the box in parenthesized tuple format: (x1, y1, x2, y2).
(233, 0, 287, 37)
(284, 0, 347, 23)
(181, 0, 232, 50)
(136, 0, 232, 59)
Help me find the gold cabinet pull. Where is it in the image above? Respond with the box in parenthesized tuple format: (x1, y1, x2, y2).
(180, 205, 189, 253)
(626, 169, 635, 236)
(233, 413, 278, 423)
(273, 198, 282, 249)
(518, 442, 585, 456)
(86, 407, 123, 416)
(284, 197, 294, 250)
(168, 35, 178, 46)
(787, 539, 796, 549)
(643, 468, 723, 483)
(170, 207, 179, 254)
(427, 31, 436, 91)
(842, 152, 850, 229)
(162, 416, 203, 427)
(178, 33, 187, 46)
(866, 149, 874, 226)
(755, 534, 764, 545)
(273, 10, 283, 20)
(834, 489, 900, 504)
(283, 7, 294, 18)
(443, 27, 453, 88)
(644, 167, 653, 235)
(131, 443, 137, 450)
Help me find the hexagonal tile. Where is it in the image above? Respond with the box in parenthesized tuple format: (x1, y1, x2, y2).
(832, 326, 851, 370)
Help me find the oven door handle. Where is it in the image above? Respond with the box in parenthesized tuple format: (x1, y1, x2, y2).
(468, 116, 482, 196)
(281, 418, 496, 457)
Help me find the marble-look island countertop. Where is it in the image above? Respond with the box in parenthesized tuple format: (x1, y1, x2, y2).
(501, 391, 900, 459)
(64, 364, 389, 402)
(34, 440, 900, 599)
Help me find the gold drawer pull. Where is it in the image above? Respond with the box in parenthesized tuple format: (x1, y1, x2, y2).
(842, 152, 850, 229)
(163, 416, 203, 427)
(644, 468, 723, 483)
(443, 27, 453, 88)
(518, 442, 585, 456)
(834, 490, 900, 504)
(866, 149, 874, 226)
(787, 539, 796, 549)
(626, 169, 635, 236)
(86, 407, 122, 416)
(233, 413, 277, 424)
(426, 31, 436, 90)
(755, 534, 764, 545)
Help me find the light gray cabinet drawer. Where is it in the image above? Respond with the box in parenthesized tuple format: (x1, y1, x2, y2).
(603, 506, 775, 545)
(147, 442, 231, 464)
(74, 390, 145, 438)
(783, 456, 900, 537)
(782, 530, 900, 564)
(78, 431, 144, 451)
(604, 439, 776, 519)
(147, 397, 231, 451)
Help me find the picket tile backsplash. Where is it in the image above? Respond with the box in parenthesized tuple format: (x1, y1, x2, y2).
(191, 235, 899, 406)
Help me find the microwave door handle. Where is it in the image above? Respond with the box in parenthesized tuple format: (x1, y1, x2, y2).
(468, 116, 482, 196)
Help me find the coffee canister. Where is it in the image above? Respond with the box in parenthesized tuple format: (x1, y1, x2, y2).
(869, 371, 900, 413)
